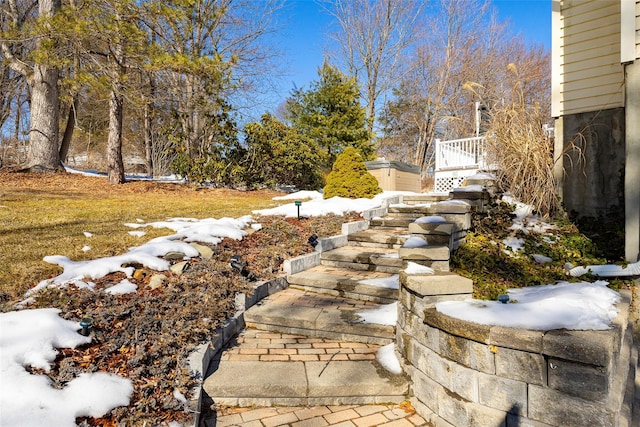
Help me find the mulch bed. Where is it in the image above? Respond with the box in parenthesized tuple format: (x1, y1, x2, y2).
(7, 173, 360, 425)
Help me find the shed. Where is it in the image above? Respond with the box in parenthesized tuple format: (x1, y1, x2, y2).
(365, 159, 421, 192)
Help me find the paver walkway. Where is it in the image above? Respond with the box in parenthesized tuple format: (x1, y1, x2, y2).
(201, 197, 447, 426)
(215, 403, 427, 427)
(210, 331, 425, 426)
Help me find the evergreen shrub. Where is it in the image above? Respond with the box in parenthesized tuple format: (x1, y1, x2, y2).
(323, 147, 381, 199)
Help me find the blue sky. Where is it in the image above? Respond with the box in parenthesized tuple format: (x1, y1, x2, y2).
(266, 0, 551, 114)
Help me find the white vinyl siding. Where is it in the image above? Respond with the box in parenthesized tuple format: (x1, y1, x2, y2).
(552, 0, 625, 116)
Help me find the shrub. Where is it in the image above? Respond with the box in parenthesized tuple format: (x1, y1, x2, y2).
(323, 147, 381, 199)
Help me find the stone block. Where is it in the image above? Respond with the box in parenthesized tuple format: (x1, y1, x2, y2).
(450, 188, 490, 201)
(495, 347, 546, 386)
(489, 326, 543, 353)
(408, 222, 456, 236)
(449, 360, 479, 402)
(409, 365, 441, 415)
(547, 357, 609, 401)
(398, 245, 450, 262)
(467, 402, 509, 427)
(439, 332, 470, 366)
(469, 340, 495, 374)
(478, 372, 527, 415)
(362, 206, 387, 220)
(400, 309, 440, 353)
(316, 234, 348, 252)
(283, 252, 321, 275)
(423, 308, 492, 344)
(400, 271, 473, 296)
(342, 220, 369, 235)
(543, 329, 615, 367)
(424, 213, 470, 231)
(506, 414, 554, 427)
(528, 385, 617, 427)
(429, 201, 472, 214)
(403, 258, 450, 272)
(436, 384, 471, 427)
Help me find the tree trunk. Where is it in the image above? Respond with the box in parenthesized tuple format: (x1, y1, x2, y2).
(107, 82, 125, 184)
(59, 95, 78, 163)
(24, 0, 62, 172)
(144, 74, 155, 176)
(27, 62, 61, 171)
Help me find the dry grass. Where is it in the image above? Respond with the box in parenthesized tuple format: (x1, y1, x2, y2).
(0, 171, 284, 299)
(467, 64, 561, 218)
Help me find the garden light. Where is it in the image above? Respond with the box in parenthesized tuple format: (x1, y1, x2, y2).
(79, 317, 93, 336)
(294, 200, 302, 219)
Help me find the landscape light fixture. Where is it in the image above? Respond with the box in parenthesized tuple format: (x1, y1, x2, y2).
(308, 234, 318, 248)
(294, 200, 302, 219)
(79, 317, 93, 336)
(498, 294, 510, 304)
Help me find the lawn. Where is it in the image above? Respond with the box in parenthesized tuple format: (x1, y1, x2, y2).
(0, 171, 284, 300)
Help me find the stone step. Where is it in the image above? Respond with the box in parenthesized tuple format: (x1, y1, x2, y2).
(398, 244, 451, 272)
(347, 228, 410, 249)
(203, 360, 409, 407)
(387, 205, 433, 215)
(287, 265, 398, 304)
(203, 330, 409, 407)
(370, 217, 416, 228)
(243, 288, 396, 345)
(401, 194, 450, 205)
(320, 245, 403, 273)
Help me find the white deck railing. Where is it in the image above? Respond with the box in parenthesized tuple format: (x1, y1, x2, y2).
(433, 136, 489, 193)
(434, 136, 487, 171)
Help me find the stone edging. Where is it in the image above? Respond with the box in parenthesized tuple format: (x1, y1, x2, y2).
(186, 277, 289, 425)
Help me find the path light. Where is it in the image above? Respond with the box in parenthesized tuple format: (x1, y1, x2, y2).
(498, 294, 510, 304)
(79, 317, 93, 336)
(294, 200, 302, 220)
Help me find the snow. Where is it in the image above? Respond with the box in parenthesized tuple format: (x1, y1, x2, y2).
(0, 309, 133, 426)
(377, 343, 402, 375)
(272, 190, 323, 201)
(81, 245, 91, 252)
(569, 261, 640, 277)
(253, 192, 400, 218)
(503, 236, 525, 252)
(405, 262, 434, 275)
(415, 215, 447, 224)
(357, 302, 398, 325)
(104, 279, 138, 295)
(436, 281, 620, 330)
(532, 254, 553, 264)
(358, 275, 399, 289)
(466, 172, 496, 180)
(456, 184, 484, 192)
(402, 236, 428, 248)
(128, 230, 146, 237)
(83, 231, 93, 238)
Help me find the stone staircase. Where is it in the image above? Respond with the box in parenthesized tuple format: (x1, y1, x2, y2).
(201, 188, 492, 419)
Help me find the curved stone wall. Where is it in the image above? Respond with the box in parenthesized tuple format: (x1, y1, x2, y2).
(396, 280, 636, 427)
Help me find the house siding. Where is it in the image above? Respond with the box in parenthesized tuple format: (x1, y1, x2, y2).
(637, 1, 640, 58)
(552, 0, 625, 116)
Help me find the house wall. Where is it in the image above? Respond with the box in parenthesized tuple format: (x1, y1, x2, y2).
(552, 0, 640, 260)
(552, 0, 625, 116)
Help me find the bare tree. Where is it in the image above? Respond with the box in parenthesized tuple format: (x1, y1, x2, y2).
(323, 0, 422, 134)
(378, 0, 539, 176)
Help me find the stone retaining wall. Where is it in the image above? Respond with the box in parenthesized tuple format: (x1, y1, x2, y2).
(397, 280, 636, 427)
